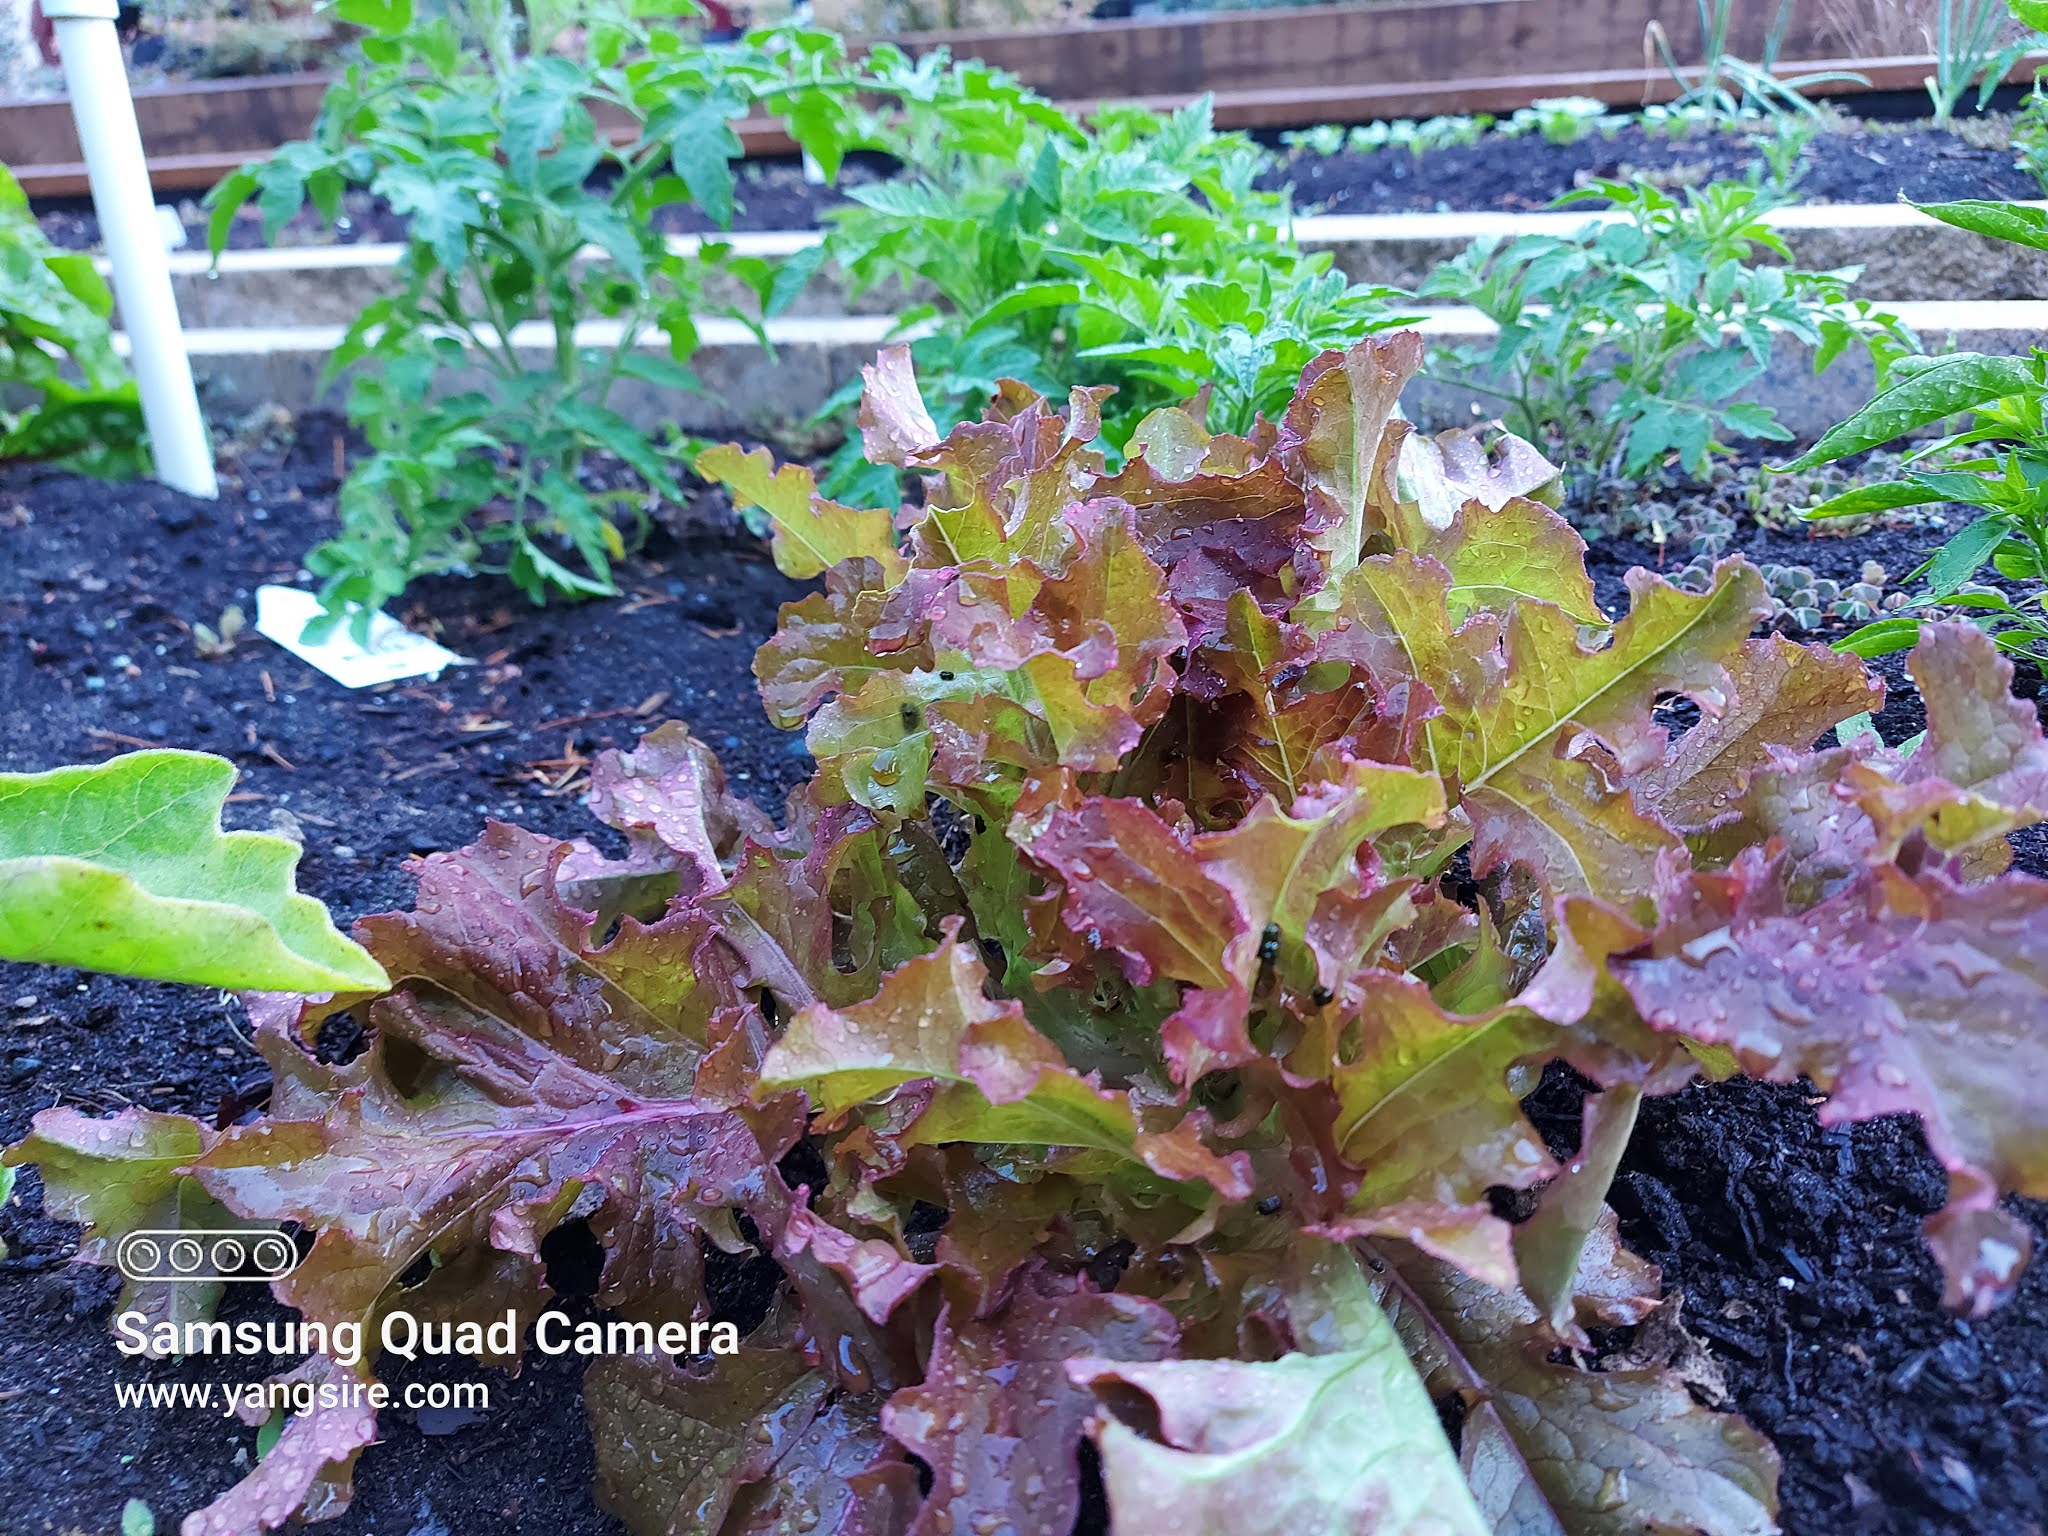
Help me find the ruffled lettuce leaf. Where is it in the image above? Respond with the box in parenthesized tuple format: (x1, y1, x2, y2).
(190, 822, 800, 1334)
(698, 442, 901, 582)
(884, 1271, 1177, 1536)
(1324, 552, 1768, 913)
(759, 929, 1251, 1201)
(178, 1357, 377, 1536)
(19, 338, 2048, 1536)
(588, 1346, 915, 1536)
(1, 1107, 277, 1350)
(1616, 863, 2048, 1317)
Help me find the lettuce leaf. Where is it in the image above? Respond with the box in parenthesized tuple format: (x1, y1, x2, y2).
(1073, 1243, 1488, 1536)
(1617, 863, 2048, 1317)
(1371, 1245, 1780, 1536)
(589, 1348, 913, 1536)
(0, 750, 385, 992)
(22, 339, 2048, 1535)
(760, 929, 1252, 1200)
(886, 1272, 1177, 1536)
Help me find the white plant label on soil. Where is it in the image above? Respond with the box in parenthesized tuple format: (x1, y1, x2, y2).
(255, 585, 469, 688)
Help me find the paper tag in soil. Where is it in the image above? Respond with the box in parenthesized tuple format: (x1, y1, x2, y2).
(255, 585, 469, 688)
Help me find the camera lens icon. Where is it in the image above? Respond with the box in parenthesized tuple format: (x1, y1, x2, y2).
(116, 1228, 299, 1283)
(250, 1235, 296, 1276)
(123, 1236, 162, 1275)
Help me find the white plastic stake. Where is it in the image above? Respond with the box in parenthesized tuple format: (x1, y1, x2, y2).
(45, 0, 217, 499)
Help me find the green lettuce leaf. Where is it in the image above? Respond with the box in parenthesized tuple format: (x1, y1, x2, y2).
(1372, 1245, 1780, 1536)
(1072, 1240, 1488, 1536)
(759, 929, 1252, 1200)
(1, 1107, 279, 1350)
(0, 751, 386, 992)
(697, 442, 902, 581)
(1325, 555, 1767, 911)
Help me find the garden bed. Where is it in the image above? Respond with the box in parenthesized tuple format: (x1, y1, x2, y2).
(1274, 115, 2043, 214)
(24, 109, 2045, 255)
(2, 414, 2046, 1536)
(0, 0, 1879, 194)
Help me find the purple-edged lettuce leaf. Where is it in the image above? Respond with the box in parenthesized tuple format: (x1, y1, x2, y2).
(588, 1347, 915, 1536)
(1280, 332, 1424, 574)
(1689, 625, 2045, 904)
(559, 721, 774, 917)
(1636, 636, 1882, 835)
(1099, 408, 1319, 654)
(1322, 552, 1767, 911)
(858, 344, 940, 467)
(759, 928, 1251, 1201)
(1616, 861, 2048, 1316)
(178, 1356, 377, 1536)
(1371, 1245, 1780, 1535)
(192, 823, 798, 1333)
(885, 1270, 1177, 1536)
(1851, 623, 2048, 856)
(1390, 421, 1564, 542)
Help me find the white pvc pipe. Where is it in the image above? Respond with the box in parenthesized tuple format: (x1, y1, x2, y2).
(46, 0, 217, 498)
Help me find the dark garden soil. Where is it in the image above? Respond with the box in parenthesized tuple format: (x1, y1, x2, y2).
(2, 433, 2047, 1535)
(0, 421, 809, 1536)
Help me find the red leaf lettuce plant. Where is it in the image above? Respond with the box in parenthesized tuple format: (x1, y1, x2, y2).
(12, 337, 2048, 1536)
